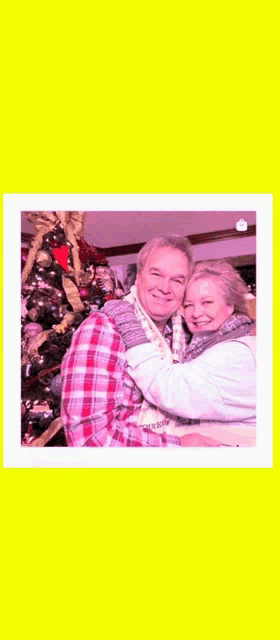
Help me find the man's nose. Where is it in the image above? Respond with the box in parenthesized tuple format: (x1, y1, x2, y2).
(158, 278, 171, 294)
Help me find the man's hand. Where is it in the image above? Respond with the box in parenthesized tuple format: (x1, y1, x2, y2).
(180, 433, 222, 447)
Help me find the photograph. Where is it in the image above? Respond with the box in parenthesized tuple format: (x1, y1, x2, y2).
(3, 194, 273, 467)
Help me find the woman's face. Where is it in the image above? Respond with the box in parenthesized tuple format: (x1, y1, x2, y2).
(183, 278, 234, 333)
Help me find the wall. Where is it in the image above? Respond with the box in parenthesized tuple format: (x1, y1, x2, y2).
(109, 235, 256, 267)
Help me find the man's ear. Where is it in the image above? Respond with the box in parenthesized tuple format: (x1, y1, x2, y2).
(135, 274, 139, 286)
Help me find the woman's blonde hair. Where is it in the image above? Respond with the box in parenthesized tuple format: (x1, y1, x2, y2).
(186, 260, 249, 315)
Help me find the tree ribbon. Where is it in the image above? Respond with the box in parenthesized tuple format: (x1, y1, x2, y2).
(21, 211, 85, 285)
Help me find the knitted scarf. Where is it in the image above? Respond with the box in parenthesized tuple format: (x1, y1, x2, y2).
(174, 314, 256, 437)
(125, 285, 190, 435)
(184, 314, 256, 362)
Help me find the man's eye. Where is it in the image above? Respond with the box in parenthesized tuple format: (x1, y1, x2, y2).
(174, 279, 184, 284)
(184, 304, 192, 309)
(203, 301, 213, 305)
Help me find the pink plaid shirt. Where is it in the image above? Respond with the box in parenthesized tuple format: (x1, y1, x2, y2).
(61, 312, 181, 447)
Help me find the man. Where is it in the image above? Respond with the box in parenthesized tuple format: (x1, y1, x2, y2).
(61, 234, 192, 446)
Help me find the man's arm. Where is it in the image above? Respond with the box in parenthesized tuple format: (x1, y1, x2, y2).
(61, 313, 181, 447)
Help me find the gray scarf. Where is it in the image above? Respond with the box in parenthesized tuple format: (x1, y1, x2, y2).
(184, 314, 255, 362)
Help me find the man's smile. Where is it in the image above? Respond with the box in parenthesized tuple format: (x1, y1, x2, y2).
(151, 294, 172, 303)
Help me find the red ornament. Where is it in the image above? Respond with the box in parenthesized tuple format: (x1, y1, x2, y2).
(79, 286, 91, 300)
(104, 292, 115, 302)
(21, 247, 29, 270)
(52, 245, 69, 271)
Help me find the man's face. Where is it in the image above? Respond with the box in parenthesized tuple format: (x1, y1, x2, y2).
(136, 247, 190, 327)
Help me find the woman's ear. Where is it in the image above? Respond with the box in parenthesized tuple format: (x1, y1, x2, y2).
(227, 304, 234, 317)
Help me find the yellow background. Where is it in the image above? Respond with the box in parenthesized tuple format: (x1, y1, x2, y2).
(1, 2, 277, 640)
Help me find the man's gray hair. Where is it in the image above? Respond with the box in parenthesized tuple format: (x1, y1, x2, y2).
(187, 260, 249, 315)
(137, 234, 193, 274)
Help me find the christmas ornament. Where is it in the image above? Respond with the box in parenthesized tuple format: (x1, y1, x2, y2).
(21, 247, 29, 270)
(50, 374, 62, 397)
(36, 250, 52, 268)
(28, 308, 40, 321)
(96, 266, 115, 292)
(23, 322, 42, 337)
(26, 292, 46, 310)
(103, 292, 115, 302)
(79, 286, 91, 300)
(49, 304, 61, 317)
(21, 297, 28, 318)
(22, 211, 85, 285)
(79, 266, 95, 287)
(52, 245, 69, 271)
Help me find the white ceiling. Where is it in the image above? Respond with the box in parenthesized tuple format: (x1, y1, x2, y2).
(21, 210, 256, 248)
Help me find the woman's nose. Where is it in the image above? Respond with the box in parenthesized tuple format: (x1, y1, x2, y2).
(191, 306, 202, 318)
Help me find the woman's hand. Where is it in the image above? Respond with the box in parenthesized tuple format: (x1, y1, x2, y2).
(103, 300, 134, 319)
(103, 300, 149, 350)
(180, 433, 223, 447)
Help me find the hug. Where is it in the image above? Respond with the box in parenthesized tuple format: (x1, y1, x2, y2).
(61, 234, 256, 447)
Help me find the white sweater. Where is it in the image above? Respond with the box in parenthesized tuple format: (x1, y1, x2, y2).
(126, 336, 256, 446)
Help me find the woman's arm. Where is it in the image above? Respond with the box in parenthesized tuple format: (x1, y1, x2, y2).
(102, 300, 256, 423)
(125, 340, 256, 422)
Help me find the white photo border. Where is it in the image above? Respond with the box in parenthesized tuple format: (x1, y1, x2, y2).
(3, 194, 273, 468)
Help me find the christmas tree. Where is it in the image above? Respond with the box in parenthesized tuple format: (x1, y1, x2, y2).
(21, 211, 122, 446)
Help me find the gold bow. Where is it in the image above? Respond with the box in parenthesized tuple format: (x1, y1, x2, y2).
(21, 211, 85, 285)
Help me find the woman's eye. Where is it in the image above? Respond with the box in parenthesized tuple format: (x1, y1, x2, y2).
(203, 301, 213, 305)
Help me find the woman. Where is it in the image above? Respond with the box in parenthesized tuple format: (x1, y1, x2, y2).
(104, 260, 256, 446)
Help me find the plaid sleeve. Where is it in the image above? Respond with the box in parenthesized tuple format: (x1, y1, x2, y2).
(61, 313, 181, 447)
